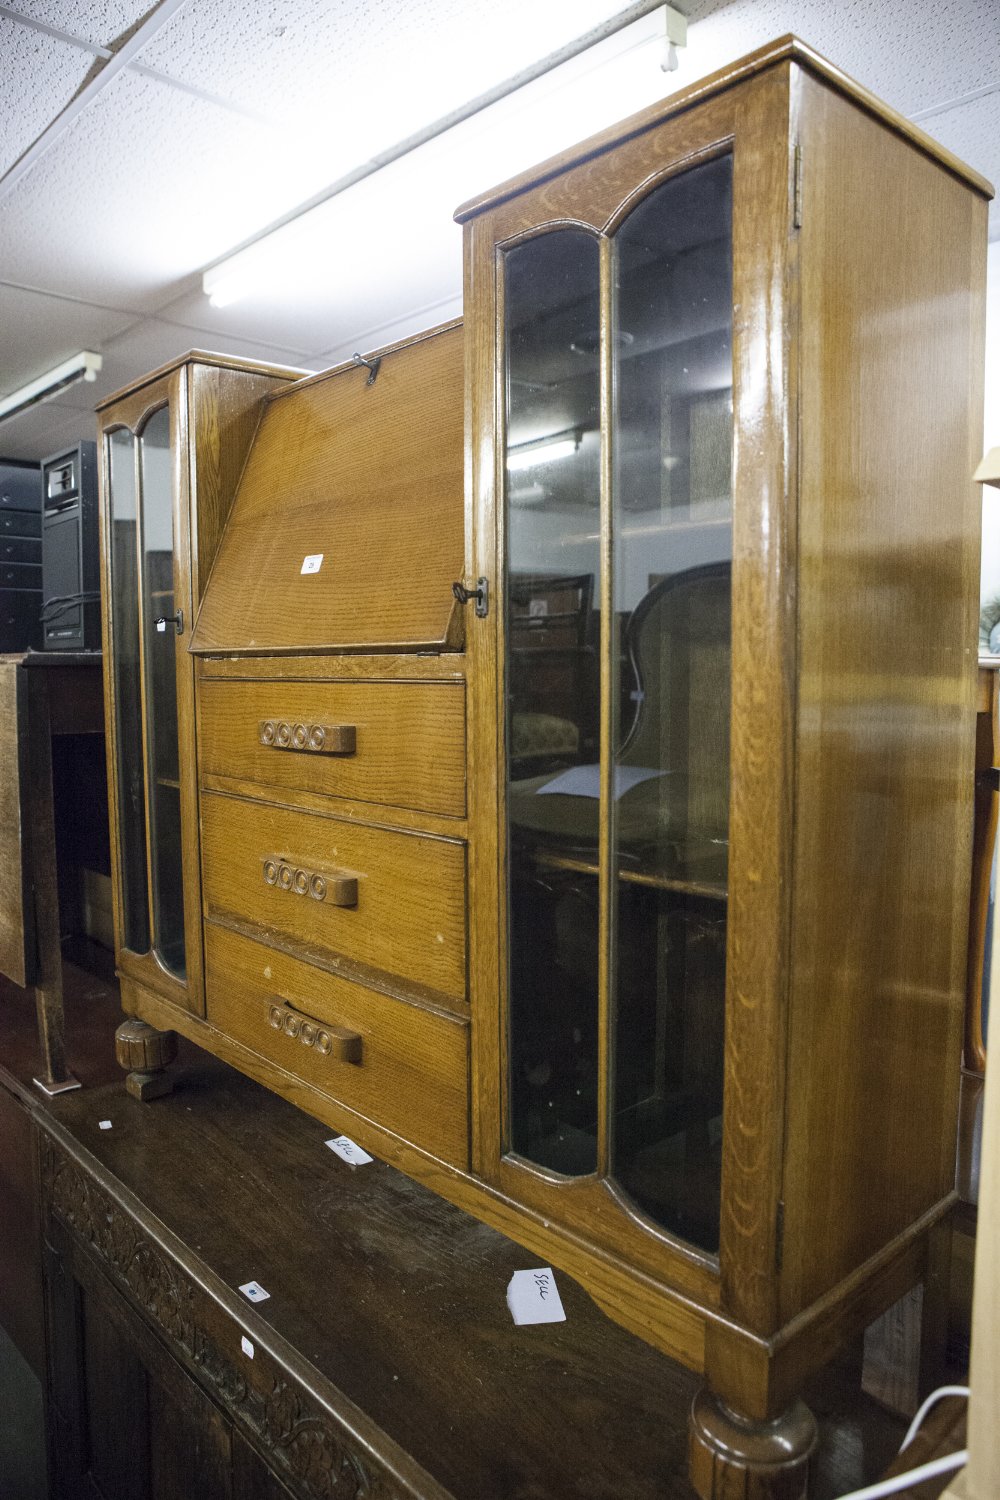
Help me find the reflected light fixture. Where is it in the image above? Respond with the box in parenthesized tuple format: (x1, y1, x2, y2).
(0, 352, 103, 424)
(507, 429, 582, 472)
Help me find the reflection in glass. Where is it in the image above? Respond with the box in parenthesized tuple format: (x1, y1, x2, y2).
(107, 427, 149, 955)
(504, 230, 602, 1174)
(138, 407, 186, 980)
(610, 154, 733, 1251)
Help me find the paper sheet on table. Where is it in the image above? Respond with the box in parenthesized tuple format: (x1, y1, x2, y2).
(535, 764, 666, 800)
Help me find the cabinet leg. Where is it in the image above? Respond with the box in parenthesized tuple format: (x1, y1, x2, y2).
(115, 1018, 177, 1101)
(689, 1387, 817, 1500)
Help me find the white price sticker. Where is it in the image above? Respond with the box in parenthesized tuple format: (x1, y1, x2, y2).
(241, 1336, 255, 1359)
(506, 1267, 566, 1326)
(300, 553, 324, 575)
(238, 1280, 270, 1304)
(324, 1135, 374, 1167)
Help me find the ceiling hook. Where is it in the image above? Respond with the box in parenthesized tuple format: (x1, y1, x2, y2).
(352, 352, 382, 386)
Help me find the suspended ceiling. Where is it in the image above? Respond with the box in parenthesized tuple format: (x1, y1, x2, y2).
(0, 0, 997, 460)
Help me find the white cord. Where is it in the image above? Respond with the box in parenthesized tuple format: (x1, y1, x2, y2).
(900, 1385, 970, 1451)
(835, 1448, 968, 1500)
(835, 1383, 971, 1499)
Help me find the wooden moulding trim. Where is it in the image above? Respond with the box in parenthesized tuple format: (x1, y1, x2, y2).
(188, 637, 462, 659)
(706, 1196, 955, 1419)
(96, 351, 307, 413)
(454, 34, 993, 225)
(257, 318, 465, 409)
(195, 654, 468, 682)
(198, 774, 469, 842)
(37, 1122, 448, 1500)
(202, 915, 470, 1026)
(126, 981, 712, 1373)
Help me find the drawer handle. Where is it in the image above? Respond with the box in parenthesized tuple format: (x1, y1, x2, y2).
(267, 1001, 363, 1064)
(258, 720, 356, 755)
(262, 857, 358, 907)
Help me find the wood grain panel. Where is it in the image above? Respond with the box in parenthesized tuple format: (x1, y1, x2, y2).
(201, 791, 467, 1005)
(205, 923, 470, 1167)
(198, 678, 466, 817)
(188, 363, 301, 607)
(190, 323, 464, 656)
(780, 71, 989, 1318)
(0, 659, 29, 987)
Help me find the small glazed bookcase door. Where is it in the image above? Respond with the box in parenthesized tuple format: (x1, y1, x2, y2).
(466, 74, 794, 1332)
(100, 370, 204, 1016)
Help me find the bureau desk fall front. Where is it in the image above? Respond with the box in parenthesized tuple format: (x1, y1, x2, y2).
(96, 37, 991, 1500)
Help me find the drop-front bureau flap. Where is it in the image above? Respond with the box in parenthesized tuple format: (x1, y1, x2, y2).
(189, 320, 465, 656)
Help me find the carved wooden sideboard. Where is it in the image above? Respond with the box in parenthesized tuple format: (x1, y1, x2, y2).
(95, 37, 992, 1500)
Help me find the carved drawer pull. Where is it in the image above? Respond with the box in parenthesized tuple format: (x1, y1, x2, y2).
(267, 1002, 363, 1064)
(258, 720, 356, 755)
(261, 857, 358, 907)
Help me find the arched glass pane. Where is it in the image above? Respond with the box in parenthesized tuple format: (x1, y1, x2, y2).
(504, 229, 602, 1174)
(138, 406, 186, 979)
(609, 154, 733, 1250)
(107, 426, 149, 955)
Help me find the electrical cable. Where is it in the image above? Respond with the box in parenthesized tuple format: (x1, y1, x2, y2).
(835, 1384, 970, 1500)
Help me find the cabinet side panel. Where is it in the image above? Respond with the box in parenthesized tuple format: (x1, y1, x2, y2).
(188, 365, 294, 608)
(782, 72, 988, 1317)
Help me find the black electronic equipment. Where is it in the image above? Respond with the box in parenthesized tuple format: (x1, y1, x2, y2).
(41, 441, 100, 651)
(0, 457, 42, 651)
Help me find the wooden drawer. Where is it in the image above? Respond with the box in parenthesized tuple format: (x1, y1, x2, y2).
(205, 923, 469, 1166)
(0, 510, 41, 538)
(199, 678, 466, 817)
(201, 792, 467, 1004)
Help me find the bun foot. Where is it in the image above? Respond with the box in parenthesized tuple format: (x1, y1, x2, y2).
(115, 1018, 177, 1101)
(689, 1387, 817, 1500)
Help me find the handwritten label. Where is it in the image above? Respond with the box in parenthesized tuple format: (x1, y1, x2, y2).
(301, 553, 324, 575)
(155, 619, 166, 632)
(506, 1267, 567, 1326)
(238, 1280, 270, 1304)
(98, 1120, 112, 1130)
(325, 1135, 374, 1167)
(241, 1336, 255, 1359)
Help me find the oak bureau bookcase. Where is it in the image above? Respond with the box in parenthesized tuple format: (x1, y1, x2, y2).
(96, 38, 991, 1500)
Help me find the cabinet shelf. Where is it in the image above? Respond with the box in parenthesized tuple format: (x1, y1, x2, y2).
(532, 850, 727, 902)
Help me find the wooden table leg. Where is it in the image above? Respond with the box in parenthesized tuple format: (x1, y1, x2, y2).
(25, 668, 80, 1096)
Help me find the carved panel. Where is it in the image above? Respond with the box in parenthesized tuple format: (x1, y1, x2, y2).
(41, 1137, 413, 1500)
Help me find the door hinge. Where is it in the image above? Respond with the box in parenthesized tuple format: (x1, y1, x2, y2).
(775, 1199, 785, 1273)
(792, 144, 803, 230)
(452, 577, 489, 618)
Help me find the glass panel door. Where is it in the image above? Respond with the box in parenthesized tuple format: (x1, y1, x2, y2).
(503, 229, 602, 1174)
(107, 426, 149, 955)
(609, 154, 733, 1252)
(137, 406, 186, 980)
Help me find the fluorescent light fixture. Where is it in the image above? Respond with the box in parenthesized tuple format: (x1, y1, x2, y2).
(508, 433, 581, 472)
(0, 351, 103, 424)
(201, 6, 691, 312)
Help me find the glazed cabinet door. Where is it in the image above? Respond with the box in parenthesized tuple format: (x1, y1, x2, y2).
(100, 372, 204, 1015)
(465, 72, 795, 1326)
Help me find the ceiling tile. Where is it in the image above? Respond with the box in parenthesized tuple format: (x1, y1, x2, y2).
(0, 13, 93, 176)
(138, 0, 635, 145)
(0, 67, 352, 306)
(0, 283, 137, 397)
(686, 0, 1000, 118)
(0, 397, 98, 462)
(6, 0, 155, 49)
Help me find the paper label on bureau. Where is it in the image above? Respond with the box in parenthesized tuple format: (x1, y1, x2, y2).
(300, 553, 324, 575)
(239, 1280, 270, 1303)
(325, 1135, 373, 1167)
(241, 1336, 255, 1359)
(506, 1268, 566, 1326)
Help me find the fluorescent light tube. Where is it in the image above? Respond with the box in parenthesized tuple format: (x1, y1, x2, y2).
(0, 352, 103, 424)
(507, 436, 579, 471)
